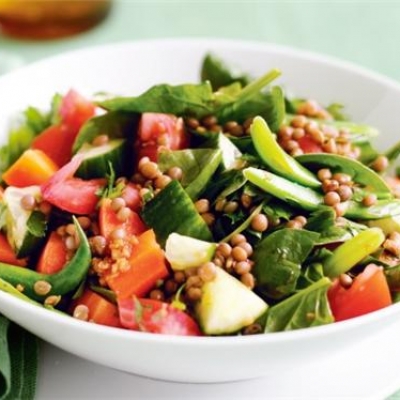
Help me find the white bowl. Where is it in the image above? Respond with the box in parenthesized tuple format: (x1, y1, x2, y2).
(1, 38, 400, 383)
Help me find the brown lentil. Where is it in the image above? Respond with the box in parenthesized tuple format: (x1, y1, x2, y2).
(201, 212, 215, 226)
(230, 233, 247, 246)
(217, 242, 232, 258)
(234, 260, 251, 275)
(284, 139, 300, 152)
(166, 166, 183, 181)
(324, 191, 341, 206)
(173, 271, 186, 284)
(149, 289, 165, 301)
(111, 197, 126, 212)
(383, 239, 400, 257)
(33, 280, 52, 296)
(294, 215, 308, 226)
(110, 228, 126, 241)
(243, 322, 263, 335)
(251, 213, 269, 232)
(317, 168, 332, 182)
(241, 272, 255, 289)
(186, 286, 202, 302)
(215, 198, 227, 212)
(337, 185, 353, 201)
(77, 216, 91, 230)
(194, 198, 210, 214)
(164, 279, 178, 295)
(185, 117, 200, 130)
(154, 174, 172, 189)
(291, 115, 308, 128)
(286, 219, 302, 229)
(333, 202, 348, 218)
(201, 115, 218, 128)
(322, 179, 340, 193)
(92, 134, 109, 147)
(186, 275, 203, 289)
(198, 262, 217, 282)
(20, 194, 36, 211)
(240, 193, 253, 209)
(292, 127, 305, 140)
(90, 235, 107, 256)
(223, 201, 239, 214)
(362, 193, 377, 207)
(322, 138, 338, 154)
(332, 172, 352, 185)
(290, 148, 304, 157)
(231, 246, 248, 262)
(238, 242, 253, 257)
(65, 223, 76, 236)
(73, 304, 89, 321)
(371, 155, 389, 172)
(278, 125, 294, 141)
(309, 129, 325, 144)
(44, 295, 61, 307)
(116, 206, 131, 222)
(339, 273, 353, 288)
(140, 161, 161, 180)
(65, 235, 78, 251)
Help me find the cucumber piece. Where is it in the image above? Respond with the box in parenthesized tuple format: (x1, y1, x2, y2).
(141, 180, 213, 247)
(76, 138, 129, 179)
(196, 267, 268, 335)
(165, 233, 217, 271)
(3, 186, 47, 258)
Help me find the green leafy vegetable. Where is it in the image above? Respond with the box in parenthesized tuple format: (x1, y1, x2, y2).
(253, 228, 320, 299)
(264, 278, 334, 332)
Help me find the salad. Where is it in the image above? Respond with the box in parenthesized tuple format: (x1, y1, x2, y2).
(0, 53, 399, 337)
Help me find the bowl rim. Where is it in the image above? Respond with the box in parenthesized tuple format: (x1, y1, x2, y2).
(1, 37, 400, 345)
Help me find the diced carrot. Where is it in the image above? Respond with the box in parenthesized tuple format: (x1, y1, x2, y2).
(106, 229, 170, 300)
(0, 233, 27, 267)
(2, 149, 59, 187)
(99, 198, 147, 240)
(36, 231, 68, 274)
(71, 289, 121, 327)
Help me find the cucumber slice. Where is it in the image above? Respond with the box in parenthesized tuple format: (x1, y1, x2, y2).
(165, 233, 216, 270)
(76, 138, 129, 179)
(196, 267, 268, 335)
(141, 180, 213, 247)
(3, 186, 47, 258)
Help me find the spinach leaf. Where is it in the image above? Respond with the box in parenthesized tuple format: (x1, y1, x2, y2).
(296, 263, 325, 290)
(200, 53, 251, 90)
(305, 208, 365, 245)
(217, 85, 285, 132)
(253, 228, 320, 299)
(264, 277, 334, 332)
(26, 211, 47, 238)
(158, 148, 222, 200)
(72, 111, 138, 153)
(202, 169, 246, 203)
(98, 82, 215, 118)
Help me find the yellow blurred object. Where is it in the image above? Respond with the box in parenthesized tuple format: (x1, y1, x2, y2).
(0, 0, 112, 40)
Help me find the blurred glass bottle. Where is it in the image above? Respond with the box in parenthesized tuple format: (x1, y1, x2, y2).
(0, 0, 112, 40)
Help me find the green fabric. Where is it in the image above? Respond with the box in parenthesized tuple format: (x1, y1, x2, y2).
(0, 315, 38, 400)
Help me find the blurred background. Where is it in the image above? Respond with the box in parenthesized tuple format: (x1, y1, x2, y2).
(0, 0, 400, 82)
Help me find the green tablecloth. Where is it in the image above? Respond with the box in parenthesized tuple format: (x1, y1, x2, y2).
(1, 1, 400, 398)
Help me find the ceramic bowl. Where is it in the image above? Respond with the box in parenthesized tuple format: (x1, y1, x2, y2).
(1, 38, 400, 383)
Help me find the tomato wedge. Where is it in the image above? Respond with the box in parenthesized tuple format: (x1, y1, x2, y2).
(31, 89, 96, 166)
(297, 135, 323, 154)
(328, 264, 392, 322)
(118, 297, 202, 336)
(41, 155, 105, 215)
(0, 233, 27, 267)
(135, 113, 189, 162)
(36, 231, 68, 274)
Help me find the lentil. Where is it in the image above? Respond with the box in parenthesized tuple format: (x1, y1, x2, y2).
(317, 168, 332, 182)
(339, 273, 353, 288)
(73, 304, 89, 321)
(140, 161, 160, 180)
(33, 280, 52, 296)
(149, 289, 165, 301)
(337, 185, 353, 201)
(324, 191, 341, 206)
(20, 194, 36, 211)
(231, 246, 248, 262)
(240, 193, 253, 209)
(238, 242, 253, 257)
(250, 213, 268, 232)
(223, 201, 239, 214)
(230, 233, 247, 246)
(110, 228, 126, 241)
(77, 216, 91, 230)
(154, 174, 172, 189)
(201, 212, 215, 226)
(278, 125, 294, 141)
(167, 166, 183, 181)
(186, 286, 202, 301)
(116, 206, 131, 222)
(243, 323, 263, 335)
(44, 295, 61, 307)
(198, 262, 217, 282)
(92, 134, 109, 147)
(111, 197, 126, 212)
(234, 260, 251, 275)
(241, 272, 255, 289)
(217, 242, 232, 258)
(371, 155, 389, 172)
(291, 115, 308, 128)
(362, 193, 377, 207)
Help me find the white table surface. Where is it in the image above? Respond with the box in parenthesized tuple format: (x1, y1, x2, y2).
(36, 319, 400, 400)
